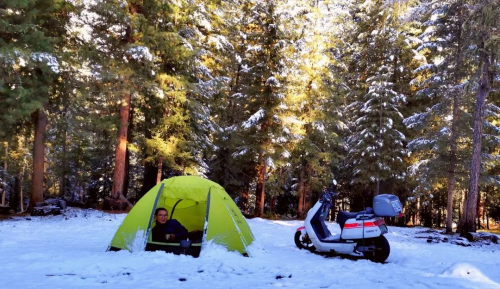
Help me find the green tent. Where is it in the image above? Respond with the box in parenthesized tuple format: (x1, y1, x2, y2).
(107, 176, 254, 257)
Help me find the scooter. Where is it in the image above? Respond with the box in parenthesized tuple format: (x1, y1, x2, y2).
(294, 188, 402, 262)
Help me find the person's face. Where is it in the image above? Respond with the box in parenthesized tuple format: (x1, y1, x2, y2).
(156, 210, 168, 224)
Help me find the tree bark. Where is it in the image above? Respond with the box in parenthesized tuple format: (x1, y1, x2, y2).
(485, 190, 490, 230)
(254, 154, 266, 217)
(111, 93, 132, 209)
(123, 107, 133, 198)
(297, 161, 305, 218)
(156, 157, 163, 184)
(1, 142, 7, 206)
(59, 129, 67, 198)
(416, 196, 421, 226)
(458, 54, 491, 234)
(446, 0, 464, 234)
(240, 181, 250, 214)
(30, 108, 48, 211)
(13, 176, 20, 212)
(19, 163, 25, 212)
(446, 93, 459, 233)
(304, 181, 311, 213)
(477, 190, 482, 229)
(271, 195, 277, 214)
(141, 161, 158, 197)
(140, 113, 157, 197)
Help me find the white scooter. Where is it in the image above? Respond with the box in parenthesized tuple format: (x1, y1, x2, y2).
(294, 188, 402, 262)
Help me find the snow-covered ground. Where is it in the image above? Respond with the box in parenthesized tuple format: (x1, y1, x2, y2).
(1, 208, 499, 289)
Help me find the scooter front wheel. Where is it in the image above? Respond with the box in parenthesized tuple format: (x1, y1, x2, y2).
(294, 231, 315, 251)
(363, 235, 390, 262)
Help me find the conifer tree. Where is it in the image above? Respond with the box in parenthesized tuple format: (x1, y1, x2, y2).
(234, 0, 289, 216)
(203, 0, 257, 207)
(278, 0, 345, 217)
(0, 0, 74, 211)
(344, 0, 408, 197)
(459, 0, 500, 234)
(405, 0, 474, 232)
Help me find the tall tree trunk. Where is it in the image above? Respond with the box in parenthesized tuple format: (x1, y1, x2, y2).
(142, 161, 157, 197)
(156, 157, 163, 184)
(19, 163, 25, 212)
(140, 114, 157, 197)
(59, 129, 68, 198)
(123, 107, 133, 198)
(124, 148, 130, 197)
(304, 182, 311, 213)
(446, 93, 459, 233)
(30, 108, 48, 211)
(477, 190, 482, 229)
(271, 195, 277, 214)
(1, 142, 7, 206)
(416, 196, 421, 226)
(13, 176, 20, 212)
(255, 155, 266, 217)
(298, 161, 305, 218)
(240, 181, 250, 214)
(110, 93, 133, 210)
(485, 190, 490, 230)
(458, 54, 491, 234)
(446, 0, 465, 234)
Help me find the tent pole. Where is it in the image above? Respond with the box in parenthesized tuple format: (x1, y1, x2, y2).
(143, 183, 165, 250)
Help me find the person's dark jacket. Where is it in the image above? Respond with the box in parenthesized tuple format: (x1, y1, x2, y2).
(152, 219, 188, 242)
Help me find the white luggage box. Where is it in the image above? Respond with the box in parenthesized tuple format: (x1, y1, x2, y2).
(373, 194, 402, 217)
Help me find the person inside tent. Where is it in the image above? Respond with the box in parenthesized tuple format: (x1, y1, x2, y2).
(152, 208, 188, 242)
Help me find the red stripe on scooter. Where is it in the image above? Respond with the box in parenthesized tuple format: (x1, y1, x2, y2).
(344, 223, 358, 229)
(344, 222, 377, 229)
(296, 226, 305, 231)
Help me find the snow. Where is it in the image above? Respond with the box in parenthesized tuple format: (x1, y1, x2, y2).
(1, 208, 500, 289)
(31, 52, 60, 73)
(126, 46, 153, 62)
(242, 109, 265, 129)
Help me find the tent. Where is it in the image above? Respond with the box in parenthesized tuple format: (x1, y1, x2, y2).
(107, 176, 254, 257)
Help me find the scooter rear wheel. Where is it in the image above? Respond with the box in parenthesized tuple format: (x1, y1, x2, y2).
(294, 231, 315, 251)
(362, 235, 390, 262)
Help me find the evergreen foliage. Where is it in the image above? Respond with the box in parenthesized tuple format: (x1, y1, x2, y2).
(0, 0, 499, 230)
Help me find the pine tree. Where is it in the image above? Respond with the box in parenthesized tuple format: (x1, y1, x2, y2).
(203, 0, 257, 208)
(459, 0, 500, 234)
(344, 0, 408, 197)
(405, 0, 474, 232)
(278, 0, 346, 217)
(0, 0, 74, 211)
(234, 0, 289, 216)
(406, 0, 500, 232)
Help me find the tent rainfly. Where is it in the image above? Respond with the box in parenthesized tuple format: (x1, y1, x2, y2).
(107, 176, 255, 257)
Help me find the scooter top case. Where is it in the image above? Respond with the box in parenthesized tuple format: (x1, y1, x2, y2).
(373, 194, 403, 217)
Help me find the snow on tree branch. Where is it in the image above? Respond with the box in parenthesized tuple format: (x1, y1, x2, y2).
(413, 63, 436, 74)
(242, 109, 265, 129)
(407, 138, 434, 151)
(207, 35, 234, 51)
(266, 76, 280, 87)
(31, 52, 59, 73)
(126, 46, 153, 62)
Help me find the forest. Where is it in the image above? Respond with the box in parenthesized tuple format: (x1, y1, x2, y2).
(0, 0, 499, 234)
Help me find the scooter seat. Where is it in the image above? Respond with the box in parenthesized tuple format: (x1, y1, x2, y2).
(336, 211, 359, 229)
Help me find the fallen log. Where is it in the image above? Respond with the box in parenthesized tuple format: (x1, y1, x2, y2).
(465, 232, 499, 244)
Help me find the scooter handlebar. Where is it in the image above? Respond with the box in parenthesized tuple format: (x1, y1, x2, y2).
(320, 190, 338, 203)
